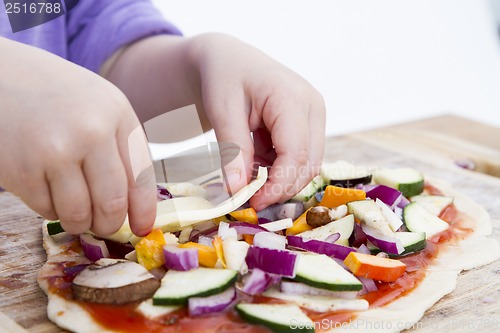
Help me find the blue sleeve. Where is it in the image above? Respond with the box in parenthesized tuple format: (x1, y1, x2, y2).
(66, 0, 182, 73)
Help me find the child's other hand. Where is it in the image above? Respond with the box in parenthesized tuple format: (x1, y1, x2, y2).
(103, 33, 325, 211)
(0, 38, 156, 237)
(192, 34, 326, 210)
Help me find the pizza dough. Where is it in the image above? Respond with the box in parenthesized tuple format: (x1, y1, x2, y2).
(341, 177, 499, 333)
(38, 176, 499, 333)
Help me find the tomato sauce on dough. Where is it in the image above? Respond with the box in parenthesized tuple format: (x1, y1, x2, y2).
(46, 183, 473, 333)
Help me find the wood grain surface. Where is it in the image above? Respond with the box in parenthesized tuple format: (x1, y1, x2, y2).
(1, 115, 499, 332)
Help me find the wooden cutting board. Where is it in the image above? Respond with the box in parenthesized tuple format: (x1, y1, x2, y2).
(1, 114, 499, 332)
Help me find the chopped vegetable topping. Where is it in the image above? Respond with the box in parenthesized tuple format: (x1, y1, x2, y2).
(135, 229, 167, 270)
(344, 252, 406, 282)
(229, 207, 259, 224)
(179, 242, 218, 268)
(320, 185, 366, 208)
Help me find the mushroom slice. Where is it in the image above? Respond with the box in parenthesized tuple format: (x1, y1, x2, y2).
(306, 206, 332, 228)
(72, 259, 160, 304)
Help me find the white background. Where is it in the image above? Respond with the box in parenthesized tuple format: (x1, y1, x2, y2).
(153, 0, 500, 137)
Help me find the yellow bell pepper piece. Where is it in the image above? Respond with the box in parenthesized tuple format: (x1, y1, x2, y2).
(230, 207, 259, 224)
(178, 242, 218, 268)
(286, 208, 313, 235)
(242, 234, 254, 245)
(212, 215, 230, 225)
(212, 236, 226, 268)
(135, 229, 166, 270)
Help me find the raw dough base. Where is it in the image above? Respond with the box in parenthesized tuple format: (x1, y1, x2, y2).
(38, 178, 499, 333)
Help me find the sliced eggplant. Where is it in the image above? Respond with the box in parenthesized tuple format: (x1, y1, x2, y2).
(321, 161, 372, 188)
(72, 259, 160, 304)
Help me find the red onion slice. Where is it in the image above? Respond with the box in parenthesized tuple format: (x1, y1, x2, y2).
(188, 287, 237, 316)
(258, 217, 272, 224)
(63, 264, 89, 279)
(245, 246, 297, 278)
(351, 223, 368, 248)
(397, 195, 411, 209)
(357, 184, 378, 192)
(156, 185, 173, 201)
(358, 277, 378, 295)
(357, 244, 371, 255)
(80, 234, 110, 262)
(253, 232, 287, 250)
(218, 222, 238, 240)
(366, 185, 402, 209)
(228, 222, 268, 235)
(240, 268, 279, 295)
(286, 235, 355, 260)
(361, 225, 404, 255)
(163, 245, 199, 271)
(189, 225, 219, 242)
(324, 233, 341, 244)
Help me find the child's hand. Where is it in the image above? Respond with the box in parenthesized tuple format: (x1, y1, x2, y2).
(0, 38, 156, 237)
(191, 34, 326, 210)
(104, 33, 325, 211)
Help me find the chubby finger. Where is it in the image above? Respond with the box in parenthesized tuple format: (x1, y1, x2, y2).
(250, 100, 312, 210)
(307, 97, 326, 177)
(47, 166, 92, 235)
(13, 174, 58, 221)
(83, 140, 129, 237)
(118, 124, 156, 237)
(206, 91, 255, 195)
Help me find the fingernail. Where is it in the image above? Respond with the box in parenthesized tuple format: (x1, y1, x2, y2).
(132, 220, 154, 237)
(224, 169, 241, 195)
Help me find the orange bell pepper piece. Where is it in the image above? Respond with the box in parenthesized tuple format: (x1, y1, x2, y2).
(242, 234, 254, 245)
(286, 208, 313, 235)
(230, 207, 259, 224)
(343, 252, 406, 282)
(320, 185, 366, 208)
(135, 229, 166, 270)
(178, 242, 218, 268)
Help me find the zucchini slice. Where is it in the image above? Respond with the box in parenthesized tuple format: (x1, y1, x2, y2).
(374, 168, 424, 198)
(292, 175, 325, 202)
(368, 231, 426, 256)
(47, 220, 64, 236)
(236, 303, 314, 333)
(403, 202, 449, 239)
(297, 214, 354, 247)
(395, 231, 427, 254)
(321, 161, 372, 188)
(263, 288, 369, 313)
(410, 195, 454, 216)
(294, 253, 362, 291)
(153, 268, 237, 305)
